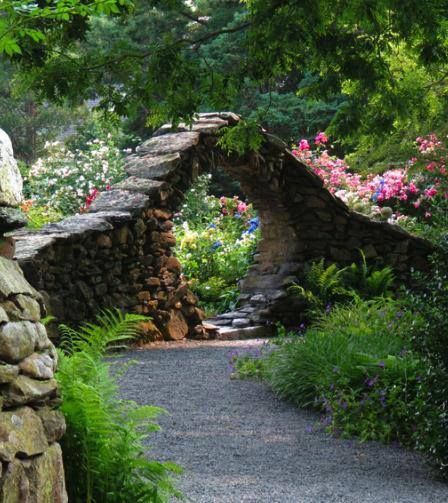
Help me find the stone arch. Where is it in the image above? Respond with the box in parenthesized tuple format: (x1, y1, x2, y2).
(12, 113, 433, 338)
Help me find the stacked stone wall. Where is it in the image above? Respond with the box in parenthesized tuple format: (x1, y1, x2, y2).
(13, 204, 204, 340)
(11, 112, 434, 334)
(0, 130, 67, 502)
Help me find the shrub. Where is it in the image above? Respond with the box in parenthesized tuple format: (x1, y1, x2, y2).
(56, 309, 181, 502)
(20, 199, 64, 228)
(343, 251, 395, 298)
(404, 244, 448, 369)
(411, 365, 448, 479)
(175, 174, 260, 315)
(25, 136, 126, 215)
(265, 299, 417, 408)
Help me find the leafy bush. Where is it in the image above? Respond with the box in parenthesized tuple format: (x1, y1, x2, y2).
(56, 309, 181, 502)
(24, 135, 126, 215)
(411, 365, 448, 479)
(404, 244, 448, 369)
(20, 199, 64, 228)
(343, 251, 394, 298)
(288, 259, 352, 314)
(265, 299, 417, 408)
(175, 174, 260, 315)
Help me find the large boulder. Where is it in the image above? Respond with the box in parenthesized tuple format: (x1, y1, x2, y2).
(0, 129, 23, 208)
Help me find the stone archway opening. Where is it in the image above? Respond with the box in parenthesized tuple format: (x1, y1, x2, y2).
(169, 168, 264, 338)
(12, 112, 434, 341)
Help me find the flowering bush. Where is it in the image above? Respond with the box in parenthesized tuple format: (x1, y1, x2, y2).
(292, 132, 448, 230)
(20, 199, 64, 229)
(24, 137, 126, 215)
(174, 175, 260, 315)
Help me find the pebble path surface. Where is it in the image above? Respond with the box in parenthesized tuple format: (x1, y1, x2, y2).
(118, 339, 448, 503)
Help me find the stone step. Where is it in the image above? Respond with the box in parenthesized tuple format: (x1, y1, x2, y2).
(206, 318, 233, 327)
(216, 325, 274, 340)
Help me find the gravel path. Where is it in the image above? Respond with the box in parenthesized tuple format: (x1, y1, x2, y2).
(118, 340, 448, 503)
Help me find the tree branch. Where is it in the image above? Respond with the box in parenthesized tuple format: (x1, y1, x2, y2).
(83, 21, 251, 71)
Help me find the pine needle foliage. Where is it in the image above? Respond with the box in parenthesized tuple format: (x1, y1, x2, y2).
(56, 309, 182, 503)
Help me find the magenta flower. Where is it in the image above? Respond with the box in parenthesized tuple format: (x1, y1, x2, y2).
(424, 186, 437, 198)
(298, 139, 310, 151)
(314, 132, 328, 145)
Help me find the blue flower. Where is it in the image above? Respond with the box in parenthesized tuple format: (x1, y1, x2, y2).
(244, 216, 260, 235)
(371, 178, 385, 202)
(211, 240, 222, 250)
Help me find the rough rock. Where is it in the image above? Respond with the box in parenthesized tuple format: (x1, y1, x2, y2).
(0, 364, 19, 384)
(126, 153, 182, 180)
(139, 131, 200, 155)
(35, 408, 66, 444)
(12, 295, 41, 321)
(232, 318, 251, 328)
(0, 257, 37, 298)
(5, 375, 58, 407)
(0, 207, 26, 233)
(24, 443, 67, 503)
(0, 305, 8, 322)
(0, 407, 48, 462)
(0, 129, 23, 207)
(162, 309, 189, 340)
(19, 352, 55, 380)
(0, 322, 38, 363)
(0, 459, 30, 502)
(137, 321, 164, 342)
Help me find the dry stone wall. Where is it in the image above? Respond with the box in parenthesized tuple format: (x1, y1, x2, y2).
(12, 113, 434, 335)
(0, 130, 67, 503)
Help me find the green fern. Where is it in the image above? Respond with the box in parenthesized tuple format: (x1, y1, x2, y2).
(365, 268, 395, 297)
(59, 308, 148, 357)
(289, 259, 353, 313)
(344, 250, 395, 298)
(56, 309, 182, 503)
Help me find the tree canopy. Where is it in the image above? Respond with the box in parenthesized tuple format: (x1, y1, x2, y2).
(1, 0, 448, 155)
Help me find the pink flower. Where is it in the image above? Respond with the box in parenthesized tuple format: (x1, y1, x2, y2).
(298, 139, 310, 151)
(425, 211, 432, 218)
(408, 182, 419, 194)
(237, 202, 248, 213)
(424, 187, 437, 198)
(314, 132, 328, 145)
